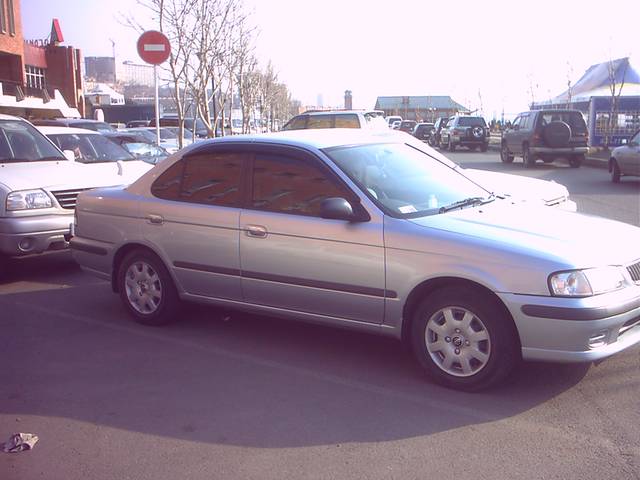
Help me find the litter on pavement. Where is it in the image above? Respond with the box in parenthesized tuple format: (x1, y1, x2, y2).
(1, 433, 39, 453)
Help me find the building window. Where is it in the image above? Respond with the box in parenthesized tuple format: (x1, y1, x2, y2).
(7, 0, 15, 35)
(26, 66, 46, 89)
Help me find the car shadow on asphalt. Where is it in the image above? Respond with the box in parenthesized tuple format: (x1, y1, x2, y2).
(1, 274, 596, 449)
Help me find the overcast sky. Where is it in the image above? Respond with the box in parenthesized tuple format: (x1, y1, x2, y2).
(21, 0, 640, 119)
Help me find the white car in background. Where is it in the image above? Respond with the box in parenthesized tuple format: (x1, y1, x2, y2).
(0, 116, 152, 259)
(38, 126, 153, 181)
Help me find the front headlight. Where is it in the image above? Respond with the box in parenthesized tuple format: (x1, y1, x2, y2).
(6, 189, 53, 211)
(549, 267, 625, 297)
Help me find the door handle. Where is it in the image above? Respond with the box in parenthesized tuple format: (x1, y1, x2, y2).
(245, 225, 267, 238)
(147, 214, 164, 225)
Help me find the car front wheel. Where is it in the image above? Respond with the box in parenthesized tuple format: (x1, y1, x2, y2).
(410, 287, 519, 391)
(118, 249, 180, 326)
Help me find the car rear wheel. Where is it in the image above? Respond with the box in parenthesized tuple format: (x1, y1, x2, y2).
(611, 159, 621, 183)
(118, 249, 180, 326)
(569, 154, 583, 168)
(410, 287, 519, 391)
(523, 144, 535, 168)
(500, 143, 514, 163)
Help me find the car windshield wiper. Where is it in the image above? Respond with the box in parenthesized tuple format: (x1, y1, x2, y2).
(439, 195, 495, 213)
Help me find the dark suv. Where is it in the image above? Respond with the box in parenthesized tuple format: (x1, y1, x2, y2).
(439, 116, 489, 152)
(500, 110, 588, 168)
(428, 117, 449, 147)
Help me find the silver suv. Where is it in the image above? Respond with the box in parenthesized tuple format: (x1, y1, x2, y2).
(70, 130, 640, 391)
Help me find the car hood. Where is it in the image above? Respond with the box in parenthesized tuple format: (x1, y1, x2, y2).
(463, 168, 569, 203)
(408, 201, 640, 268)
(0, 160, 152, 192)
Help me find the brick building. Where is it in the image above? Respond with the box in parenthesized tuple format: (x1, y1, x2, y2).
(0, 0, 84, 118)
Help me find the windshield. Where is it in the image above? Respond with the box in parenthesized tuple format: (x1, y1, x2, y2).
(158, 128, 177, 140)
(129, 129, 158, 143)
(74, 122, 116, 133)
(326, 142, 489, 218)
(47, 133, 135, 163)
(0, 120, 66, 163)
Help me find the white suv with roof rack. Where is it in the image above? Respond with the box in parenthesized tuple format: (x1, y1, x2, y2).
(282, 110, 389, 131)
(0, 115, 151, 260)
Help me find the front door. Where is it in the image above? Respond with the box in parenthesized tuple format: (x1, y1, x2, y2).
(239, 149, 386, 324)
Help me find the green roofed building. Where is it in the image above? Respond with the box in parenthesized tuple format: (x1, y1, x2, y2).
(374, 96, 469, 122)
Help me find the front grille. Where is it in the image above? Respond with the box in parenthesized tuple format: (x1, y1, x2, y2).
(51, 188, 92, 209)
(627, 260, 640, 283)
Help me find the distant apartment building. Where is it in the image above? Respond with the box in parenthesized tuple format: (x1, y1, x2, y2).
(84, 56, 116, 83)
(85, 57, 154, 87)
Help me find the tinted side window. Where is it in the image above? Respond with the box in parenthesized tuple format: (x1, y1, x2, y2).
(285, 115, 307, 130)
(307, 115, 334, 129)
(151, 152, 244, 207)
(334, 114, 360, 128)
(251, 154, 348, 216)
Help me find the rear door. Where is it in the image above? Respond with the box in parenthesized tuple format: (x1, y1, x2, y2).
(239, 146, 386, 324)
(141, 148, 246, 300)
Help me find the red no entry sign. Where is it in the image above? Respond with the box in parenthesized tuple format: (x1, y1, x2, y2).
(137, 30, 171, 65)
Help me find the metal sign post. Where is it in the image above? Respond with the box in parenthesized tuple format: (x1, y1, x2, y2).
(137, 30, 171, 147)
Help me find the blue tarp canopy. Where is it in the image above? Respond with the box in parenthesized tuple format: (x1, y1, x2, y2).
(550, 57, 640, 104)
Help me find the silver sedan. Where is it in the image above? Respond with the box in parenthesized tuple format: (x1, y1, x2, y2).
(70, 129, 640, 391)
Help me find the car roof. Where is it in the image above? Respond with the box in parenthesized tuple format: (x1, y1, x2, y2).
(0, 113, 25, 121)
(36, 126, 100, 135)
(188, 129, 409, 151)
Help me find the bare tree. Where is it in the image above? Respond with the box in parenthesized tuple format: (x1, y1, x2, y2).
(188, 0, 242, 137)
(129, 0, 198, 148)
(604, 57, 629, 149)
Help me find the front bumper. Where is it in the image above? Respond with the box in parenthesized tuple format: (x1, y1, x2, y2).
(0, 214, 73, 256)
(499, 287, 640, 363)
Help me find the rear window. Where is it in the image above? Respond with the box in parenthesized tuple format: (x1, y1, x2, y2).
(307, 115, 334, 129)
(457, 117, 486, 127)
(538, 112, 587, 133)
(334, 114, 359, 128)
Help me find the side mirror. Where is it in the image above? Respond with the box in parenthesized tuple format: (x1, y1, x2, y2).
(320, 197, 359, 221)
(63, 150, 76, 162)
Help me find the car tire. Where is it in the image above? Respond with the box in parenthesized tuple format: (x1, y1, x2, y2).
(500, 143, 514, 163)
(523, 144, 535, 168)
(410, 286, 519, 391)
(117, 249, 180, 326)
(569, 154, 583, 168)
(611, 158, 621, 183)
